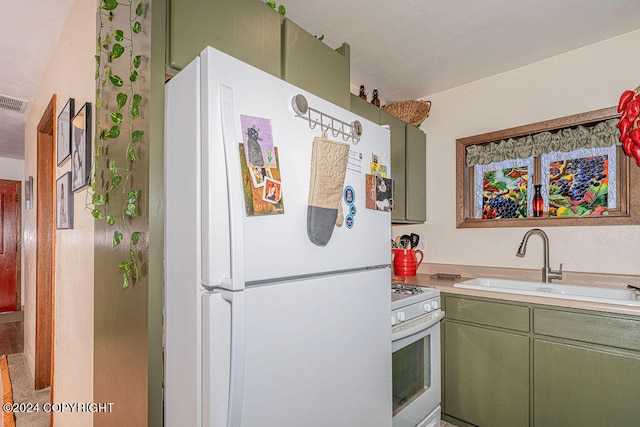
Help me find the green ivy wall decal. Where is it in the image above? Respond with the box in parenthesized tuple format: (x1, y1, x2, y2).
(94, 0, 147, 288)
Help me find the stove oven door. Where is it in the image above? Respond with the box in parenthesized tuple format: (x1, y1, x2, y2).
(391, 310, 444, 427)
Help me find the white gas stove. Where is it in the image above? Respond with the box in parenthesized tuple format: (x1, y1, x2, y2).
(390, 283, 444, 427)
(391, 284, 441, 326)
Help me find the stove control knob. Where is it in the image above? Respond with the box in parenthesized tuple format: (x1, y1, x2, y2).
(396, 312, 406, 322)
(423, 303, 433, 313)
(431, 300, 440, 310)
(391, 315, 397, 326)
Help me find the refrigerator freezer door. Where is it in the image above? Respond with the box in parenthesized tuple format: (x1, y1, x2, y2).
(240, 268, 392, 426)
(202, 292, 231, 427)
(202, 290, 245, 427)
(200, 47, 392, 286)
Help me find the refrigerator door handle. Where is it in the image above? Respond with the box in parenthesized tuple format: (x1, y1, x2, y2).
(201, 78, 246, 291)
(219, 84, 246, 292)
(202, 291, 246, 427)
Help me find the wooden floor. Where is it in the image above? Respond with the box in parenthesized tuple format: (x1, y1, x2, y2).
(0, 311, 24, 356)
(0, 320, 23, 355)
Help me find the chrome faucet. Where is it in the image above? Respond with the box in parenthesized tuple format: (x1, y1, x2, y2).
(516, 228, 563, 283)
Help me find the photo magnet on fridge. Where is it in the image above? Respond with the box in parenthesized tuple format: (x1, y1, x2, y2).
(241, 115, 277, 169)
(365, 174, 394, 212)
(239, 144, 284, 216)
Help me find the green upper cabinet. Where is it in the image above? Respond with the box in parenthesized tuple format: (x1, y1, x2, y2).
(167, 0, 283, 77)
(281, 19, 350, 109)
(349, 94, 380, 124)
(378, 109, 407, 223)
(404, 125, 427, 223)
(378, 109, 426, 224)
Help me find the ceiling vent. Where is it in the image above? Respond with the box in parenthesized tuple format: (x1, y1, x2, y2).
(0, 94, 28, 113)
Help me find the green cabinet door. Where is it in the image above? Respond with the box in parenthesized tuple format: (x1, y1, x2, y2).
(533, 339, 640, 427)
(379, 110, 407, 223)
(444, 321, 530, 427)
(350, 94, 380, 124)
(377, 109, 426, 224)
(167, 0, 282, 76)
(405, 125, 426, 222)
(281, 19, 350, 109)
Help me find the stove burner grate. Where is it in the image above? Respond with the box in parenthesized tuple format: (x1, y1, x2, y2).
(391, 283, 423, 295)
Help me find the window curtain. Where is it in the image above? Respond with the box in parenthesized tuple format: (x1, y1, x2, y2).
(465, 118, 620, 167)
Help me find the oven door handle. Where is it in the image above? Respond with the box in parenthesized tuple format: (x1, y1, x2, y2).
(391, 310, 444, 342)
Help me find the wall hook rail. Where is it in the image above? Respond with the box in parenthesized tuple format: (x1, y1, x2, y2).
(291, 94, 362, 144)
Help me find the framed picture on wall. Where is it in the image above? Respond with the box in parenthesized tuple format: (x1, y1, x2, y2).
(25, 176, 33, 210)
(71, 102, 92, 192)
(56, 172, 73, 229)
(56, 98, 74, 166)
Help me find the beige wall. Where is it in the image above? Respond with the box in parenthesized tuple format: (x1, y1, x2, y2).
(0, 157, 24, 181)
(23, 0, 95, 425)
(394, 29, 640, 277)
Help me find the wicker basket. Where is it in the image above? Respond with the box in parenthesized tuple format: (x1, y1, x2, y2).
(382, 100, 431, 127)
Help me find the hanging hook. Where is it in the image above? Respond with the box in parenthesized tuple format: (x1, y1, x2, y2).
(331, 118, 340, 137)
(291, 94, 363, 143)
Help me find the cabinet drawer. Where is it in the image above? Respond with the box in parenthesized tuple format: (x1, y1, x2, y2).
(533, 307, 640, 352)
(444, 295, 530, 332)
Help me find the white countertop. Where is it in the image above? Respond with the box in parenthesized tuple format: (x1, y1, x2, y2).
(394, 273, 640, 317)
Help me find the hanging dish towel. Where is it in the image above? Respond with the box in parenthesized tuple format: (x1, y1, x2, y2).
(307, 132, 350, 246)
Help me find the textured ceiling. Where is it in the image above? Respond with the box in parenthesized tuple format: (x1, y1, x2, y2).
(0, 1, 73, 160)
(3, 1, 640, 160)
(285, 0, 640, 102)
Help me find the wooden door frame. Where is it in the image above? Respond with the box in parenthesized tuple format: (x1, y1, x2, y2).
(35, 95, 56, 392)
(0, 179, 22, 311)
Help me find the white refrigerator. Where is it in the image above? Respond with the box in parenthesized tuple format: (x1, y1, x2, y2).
(164, 46, 392, 427)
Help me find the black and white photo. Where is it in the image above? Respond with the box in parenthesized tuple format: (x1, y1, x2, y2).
(56, 98, 74, 165)
(25, 176, 33, 210)
(56, 172, 73, 229)
(71, 102, 92, 192)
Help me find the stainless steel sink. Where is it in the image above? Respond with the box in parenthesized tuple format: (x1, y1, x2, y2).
(453, 277, 640, 307)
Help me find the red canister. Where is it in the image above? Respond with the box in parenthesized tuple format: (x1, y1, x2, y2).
(392, 248, 424, 276)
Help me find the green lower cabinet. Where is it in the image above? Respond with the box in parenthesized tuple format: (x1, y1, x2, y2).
(533, 339, 640, 427)
(444, 321, 530, 427)
(442, 294, 640, 427)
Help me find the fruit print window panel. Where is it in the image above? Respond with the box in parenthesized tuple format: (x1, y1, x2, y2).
(541, 146, 616, 217)
(473, 157, 534, 219)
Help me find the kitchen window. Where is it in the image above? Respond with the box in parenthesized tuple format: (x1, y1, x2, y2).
(456, 106, 640, 227)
